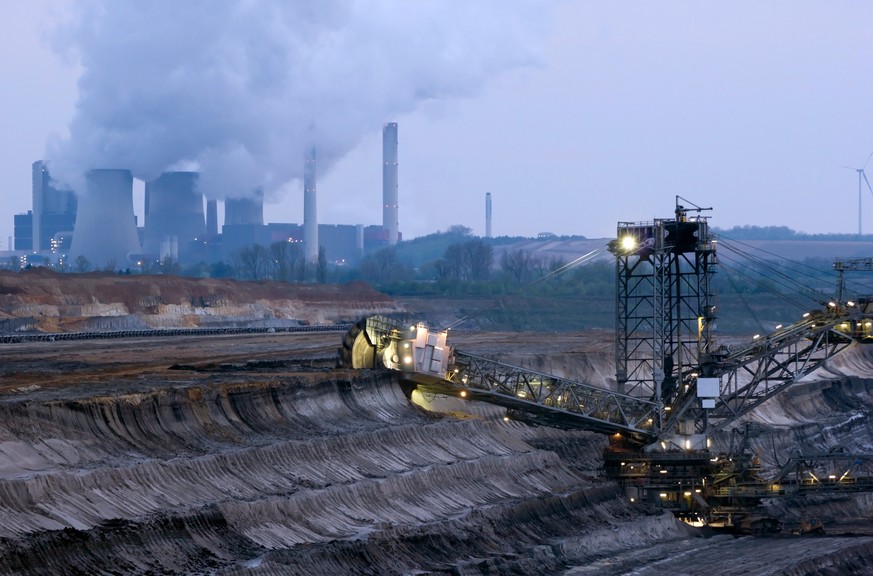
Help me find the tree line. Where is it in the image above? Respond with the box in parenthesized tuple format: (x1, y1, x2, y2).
(3, 225, 846, 301)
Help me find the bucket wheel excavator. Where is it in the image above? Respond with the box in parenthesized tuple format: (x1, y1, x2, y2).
(339, 198, 873, 531)
(340, 315, 403, 371)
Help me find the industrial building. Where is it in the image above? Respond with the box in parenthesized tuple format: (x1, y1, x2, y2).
(220, 191, 267, 258)
(13, 161, 77, 253)
(10, 123, 403, 270)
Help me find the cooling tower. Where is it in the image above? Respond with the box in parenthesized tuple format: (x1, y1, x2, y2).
(143, 171, 205, 257)
(224, 191, 264, 226)
(69, 169, 141, 268)
(382, 122, 399, 245)
(304, 145, 318, 262)
(486, 192, 492, 238)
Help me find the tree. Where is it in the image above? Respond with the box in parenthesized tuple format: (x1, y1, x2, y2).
(440, 239, 493, 281)
(296, 256, 308, 282)
(501, 249, 534, 283)
(74, 255, 91, 273)
(139, 258, 159, 274)
(443, 243, 467, 280)
(270, 241, 291, 281)
(432, 258, 452, 281)
(465, 239, 493, 281)
(181, 261, 210, 278)
(316, 246, 328, 283)
(270, 240, 304, 282)
(446, 224, 473, 236)
(545, 256, 567, 282)
(233, 244, 270, 280)
(209, 260, 235, 278)
(360, 247, 401, 284)
(159, 257, 182, 276)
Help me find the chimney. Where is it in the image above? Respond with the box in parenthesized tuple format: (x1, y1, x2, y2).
(355, 224, 364, 258)
(31, 161, 45, 253)
(303, 144, 318, 262)
(382, 122, 399, 245)
(485, 192, 492, 238)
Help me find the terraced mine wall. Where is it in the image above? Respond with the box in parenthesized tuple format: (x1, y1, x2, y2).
(0, 332, 872, 574)
(736, 345, 873, 535)
(0, 362, 687, 575)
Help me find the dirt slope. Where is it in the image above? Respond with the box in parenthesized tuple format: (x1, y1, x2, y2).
(0, 268, 403, 332)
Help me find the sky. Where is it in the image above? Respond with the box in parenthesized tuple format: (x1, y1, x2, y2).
(3, 1, 873, 250)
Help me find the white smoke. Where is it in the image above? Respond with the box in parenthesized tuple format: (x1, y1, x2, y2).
(46, 0, 556, 199)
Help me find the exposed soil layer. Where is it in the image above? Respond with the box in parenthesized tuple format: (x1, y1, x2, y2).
(0, 268, 403, 332)
(0, 332, 871, 574)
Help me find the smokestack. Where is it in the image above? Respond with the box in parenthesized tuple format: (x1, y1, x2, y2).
(382, 122, 398, 245)
(32, 162, 45, 253)
(303, 145, 318, 262)
(485, 192, 492, 238)
(143, 171, 205, 257)
(206, 199, 218, 235)
(224, 191, 263, 226)
(69, 169, 140, 267)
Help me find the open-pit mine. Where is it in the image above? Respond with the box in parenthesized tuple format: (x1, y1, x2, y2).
(2, 203, 873, 575)
(0, 330, 872, 575)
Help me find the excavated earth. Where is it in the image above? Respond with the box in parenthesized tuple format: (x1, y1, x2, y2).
(0, 330, 872, 575)
(0, 268, 402, 332)
(0, 273, 872, 574)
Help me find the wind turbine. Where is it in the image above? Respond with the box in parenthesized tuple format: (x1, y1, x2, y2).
(843, 151, 873, 236)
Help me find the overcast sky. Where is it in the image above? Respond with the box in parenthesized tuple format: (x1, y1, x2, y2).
(3, 1, 873, 249)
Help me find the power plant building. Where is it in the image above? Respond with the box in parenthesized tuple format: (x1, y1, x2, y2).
(14, 161, 77, 252)
(11, 123, 406, 269)
(224, 193, 263, 226)
(221, 191, 267, 257)
(264, 223, 383, 264)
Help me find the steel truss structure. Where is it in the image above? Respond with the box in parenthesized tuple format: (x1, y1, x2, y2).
(665, 315, 855, 435)
(773, 453, 873, 493)
(359, 201, 870, 451)
(614, 209, 717, 408)
(367, 199, 873, 527)
(406, 352, 659, 444)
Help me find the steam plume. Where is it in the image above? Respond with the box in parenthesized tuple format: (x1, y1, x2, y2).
(46, 0, 555, 200)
